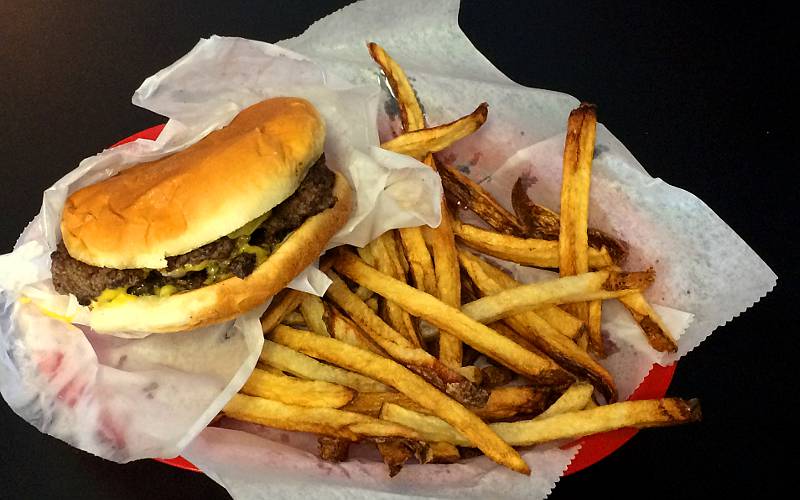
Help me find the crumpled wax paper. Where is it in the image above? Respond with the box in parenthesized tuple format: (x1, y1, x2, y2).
(0, 29, 443, 462)
(177, 0, 773, 499)
(1, 0, 778, 498)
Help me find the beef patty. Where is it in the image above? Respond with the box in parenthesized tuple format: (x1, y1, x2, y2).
(51, 158, 336, 304)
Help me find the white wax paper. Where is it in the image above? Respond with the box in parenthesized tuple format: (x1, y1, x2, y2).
(174, 1, 775, 499)
(0, 0, 778, 498)
(0, 27, 442, 463)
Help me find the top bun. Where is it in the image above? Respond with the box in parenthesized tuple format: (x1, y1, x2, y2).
(61, 97, 326, 269)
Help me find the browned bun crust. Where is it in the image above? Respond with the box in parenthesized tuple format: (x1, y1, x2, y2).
(89, 172, 352, 334)
(62, 97, 326, 269)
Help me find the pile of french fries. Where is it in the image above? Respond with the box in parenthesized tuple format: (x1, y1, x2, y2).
(222, 43, 699, 477)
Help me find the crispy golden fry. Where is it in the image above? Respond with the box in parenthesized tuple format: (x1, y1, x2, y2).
(376, 439, 416, 477)
(367, 42, 425, 131)
(418, 441, 460, 464)
(282, 311, 306, 327)
(300, 294, 330, 337)
(618, 291, 678, 352)
(271, 326, 529, 474)
(344, 386, 554, 421)
(587, 299, 605, 357)
(225, 394, 420, 441)
(558, 104, 603, 355)
(324, 305, 386, 355)
(458, 365, 484, 385)
(261, 289, 305, 334)
(535, 382, 594, 419)
(438, 162, 527, 236)
(459, 250, 617, 401)
(381, 103, 489, 160)
(318, 436, 350, 463)
(398, 227, 437, 295)
(334, 249, 571, 387)
(324, 272, 487, 407)
(357, 245, 376, 267)
(469, 256, 585, 340)
(260, 340, 389, 393)
(425, 199, 463, 369)
(240, 369, 355, 409)
(371, 232, 420, 347)
(460, 266, 654, 324)
(381, 398, 700, 447)
(511, 177, 628, 264)
(487, 321, 547, 357)
(369, 43, 463, 368)
(453, 220, 612, 269)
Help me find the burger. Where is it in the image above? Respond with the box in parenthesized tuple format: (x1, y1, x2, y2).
(50, 97, 352, 333)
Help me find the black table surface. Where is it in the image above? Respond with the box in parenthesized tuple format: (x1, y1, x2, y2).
(1, 1, 792, 498)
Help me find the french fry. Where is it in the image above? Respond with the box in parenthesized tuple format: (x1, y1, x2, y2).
(511, 177, 628, 264)
(418, 441, 460, 464)
(318, 436, 350, 463)
(260, 340, 390, 392)
(240, 369, 355, 409)
(438, 161, 527, 236)
(324, 271, 488, 407)
(375, 439, 416, 477)
(469, 256, 585, 340)
(354, 285, 374, 301)
(458, 365, 484, 385)
(458, 249, 617, 401)
(558, 104, 604, 355)
(370, 232, 420, 347)
(459, 266, 654, 324)
(535, 382, 595, 419)
(281, 311, 306, 327)
(225, 394, 421, 441)
(366, 296, 379, 312)
(453, 220, 612, 269)
(368, 43, 464, 370)
(381, 103, 489, 160)
(481, 365, 514, 388)
(380, 398, 701, 447)
(334, 249, 572, 387)
(343, 386, 553, 421)
(398, 227, 437, 295)
(618, 292, 678, 352)
(261, 288, 305, 334)
(299, 294, 330, 337)
(270, 326, 530, 474)
(324, 304, 386, 355)
(425, 202, 463, 370)
(367, 42, 425, 131)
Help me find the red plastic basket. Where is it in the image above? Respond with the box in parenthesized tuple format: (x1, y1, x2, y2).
(113, 125, 677, 476)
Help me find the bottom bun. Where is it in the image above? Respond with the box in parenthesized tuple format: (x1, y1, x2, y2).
(89, 171, 352, 334)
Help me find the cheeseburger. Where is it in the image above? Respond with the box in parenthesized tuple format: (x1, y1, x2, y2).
(50, 97, 352, 333)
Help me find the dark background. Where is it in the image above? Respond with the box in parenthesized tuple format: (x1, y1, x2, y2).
(0, 1, 792, 498)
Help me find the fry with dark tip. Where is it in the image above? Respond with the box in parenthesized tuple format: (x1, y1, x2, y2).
(318, 437, 350, 463)
(270, 325, 530, 474)
(452, 220, 613, 269)
(380, 398, 701, 447)
(368, 42, 463, 370)
(558, 103, 605, 356)
(381, 103, 489, 160)
(511, 177, 628, 264)
(438, 161, 527, 236)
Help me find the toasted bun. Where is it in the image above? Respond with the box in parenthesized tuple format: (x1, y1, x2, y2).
(61, 97, 326, 269)
(89, 171, 352, 334)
